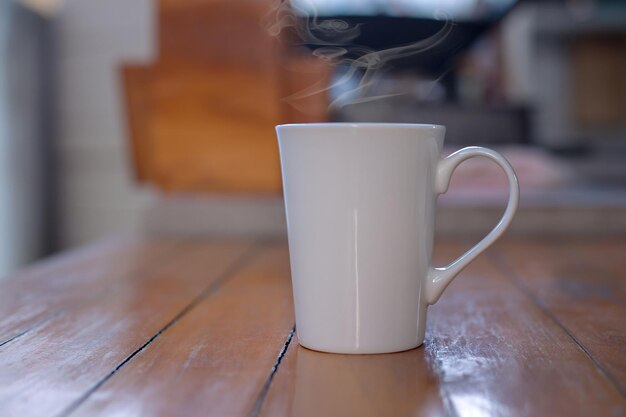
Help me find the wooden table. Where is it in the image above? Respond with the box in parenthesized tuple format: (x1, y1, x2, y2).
(1, 237, 624, 417)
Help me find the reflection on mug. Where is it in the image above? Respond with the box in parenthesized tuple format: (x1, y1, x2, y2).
(291, 346, 445, 417)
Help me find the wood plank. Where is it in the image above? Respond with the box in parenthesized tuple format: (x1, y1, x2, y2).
(3, 239, 624, 417)
(491, 238, 626, 396)
(258, 242, 625, 417)
(70, 243, 294, 417)
(0, 237, 179, 346)
(0, 240, 253, 417)
(426, 243, 626, 417)
(258, 334, 447, 417)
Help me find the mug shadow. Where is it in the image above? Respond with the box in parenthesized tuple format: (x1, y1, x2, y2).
(288, 344, 444, 417)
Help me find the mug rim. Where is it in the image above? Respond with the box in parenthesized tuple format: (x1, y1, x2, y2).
(276, 122, 444, 130)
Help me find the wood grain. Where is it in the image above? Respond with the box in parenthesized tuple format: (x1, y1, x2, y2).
(491, 239, 626, 396)
(0, 237, 178, 347)
(0, 240, 253, 417)
(258, 334, 446, 417)
(71, 243, 294, 417)
(256, 242, 626, 417)
(147, 65, 283, 193)
(426, 243, 626, 417)
(2, 239, 625, 417)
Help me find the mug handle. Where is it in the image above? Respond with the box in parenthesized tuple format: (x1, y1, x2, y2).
(424, 146, 520, 305)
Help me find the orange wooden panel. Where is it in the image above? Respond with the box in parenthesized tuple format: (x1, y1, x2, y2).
(121, 62, 331, 193)
(120, 0, 332, 193)
(147, 66, 283, 192)
(158, 0, 280, 69)
(122, 64, 283, 192)
(154, 0, 283, 193)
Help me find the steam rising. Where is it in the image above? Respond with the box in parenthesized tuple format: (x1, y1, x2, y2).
(265, 0, 453, 110)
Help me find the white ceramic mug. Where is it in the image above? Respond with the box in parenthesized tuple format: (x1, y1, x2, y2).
(277, 123, 519, 354)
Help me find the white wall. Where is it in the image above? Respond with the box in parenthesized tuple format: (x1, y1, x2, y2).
(55, 0, 155, 248)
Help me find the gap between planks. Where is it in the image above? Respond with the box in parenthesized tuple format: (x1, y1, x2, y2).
(249, 325, 296, 417)
(56, 241, 264, 417)
(488, 248, 626, 399)
(0, 312, 62, 348)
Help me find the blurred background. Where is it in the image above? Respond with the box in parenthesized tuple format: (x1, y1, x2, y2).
(1, 0, 625, 275)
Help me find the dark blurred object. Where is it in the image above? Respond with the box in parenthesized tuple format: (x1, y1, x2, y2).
(0, 2, 55, 274)
(336, 98, 529, 146)
(307, 16, 511, 76)
(122, 0, 331, 194)
(293, 0, 518, 75)
(502, 1, 626, 151)
(287, 0, 524, 144)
